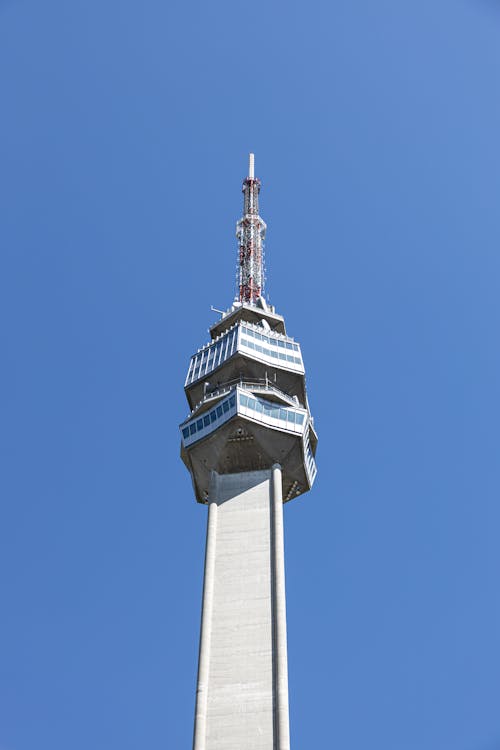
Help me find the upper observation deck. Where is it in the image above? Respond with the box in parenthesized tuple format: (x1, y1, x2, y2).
(184, 319, 307, 410)
(185, 321, 303, 387)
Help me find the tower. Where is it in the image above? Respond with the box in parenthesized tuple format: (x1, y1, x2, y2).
(180, 155, 318, 750)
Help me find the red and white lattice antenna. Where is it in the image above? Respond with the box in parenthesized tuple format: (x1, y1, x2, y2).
(236, 153, 267, 304)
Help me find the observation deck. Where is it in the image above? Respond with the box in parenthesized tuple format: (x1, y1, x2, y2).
(184, 319, 306, 410)
(180, 301, 317, 504)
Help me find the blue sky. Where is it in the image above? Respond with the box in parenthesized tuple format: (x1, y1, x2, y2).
(1, 0, 500, 748)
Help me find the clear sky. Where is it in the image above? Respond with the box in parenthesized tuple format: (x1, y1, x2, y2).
(1, 1, 500, 748)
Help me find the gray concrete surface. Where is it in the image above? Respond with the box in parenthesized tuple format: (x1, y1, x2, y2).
(193, 467, 290, 750)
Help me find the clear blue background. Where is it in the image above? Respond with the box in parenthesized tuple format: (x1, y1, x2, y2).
(1, 1, 499, 748)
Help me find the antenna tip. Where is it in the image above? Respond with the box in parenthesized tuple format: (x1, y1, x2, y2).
(248, 153, 255, 179)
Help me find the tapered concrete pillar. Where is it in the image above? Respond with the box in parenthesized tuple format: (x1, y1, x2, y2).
(192, 467, 290, 750)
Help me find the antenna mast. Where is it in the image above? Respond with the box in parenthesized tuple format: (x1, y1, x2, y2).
(236, 153, 267, 304)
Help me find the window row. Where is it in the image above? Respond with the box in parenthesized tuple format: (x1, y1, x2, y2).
(239, 392, 305, 427)
(303, 432, 317, 483)
(240, 325, 300, 352)
(186, 328, 238, 385)
(240, 337, 302, 365)
(182, 394, 236, 440)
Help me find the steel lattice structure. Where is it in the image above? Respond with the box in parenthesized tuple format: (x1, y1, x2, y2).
(236, 153, 267, 304)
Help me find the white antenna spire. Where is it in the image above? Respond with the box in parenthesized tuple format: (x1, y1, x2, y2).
(248, 153, 255, 179)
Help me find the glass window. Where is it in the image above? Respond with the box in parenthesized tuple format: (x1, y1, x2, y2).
(293, 343, 299, 352)
(210, 410, 217, 423)
(287, 411, 295, 425)
(240, 394, 248, 407)
(277, 340, 285, 348)
(223, 401, 229, 413)
(296, 414, 305, 425)
(203, 415, 210, 427)
(255, 400, 263, 413)
(286, 342, 293, 350)
(279, 352, 286, 361)
(255, 344, 262, 353)
(247, 397, 256, 410)
(286, 355, 294, 363)
(271, 350, 278, 358)
(182, 427, 190, 439)
(248, 340, 255, 350)
(197, 419, 203, 430)
(216, 405, 223, 417)
(263, 348, 270, 357)
(271, 407, 280, 419)
(189, 423, 196, 435)
(229, 395, 236, 408)
(255, 332, 262, 341)
(279, 408, 287, 421)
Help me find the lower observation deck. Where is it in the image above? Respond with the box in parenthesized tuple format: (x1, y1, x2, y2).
(180, 385, 317, 503)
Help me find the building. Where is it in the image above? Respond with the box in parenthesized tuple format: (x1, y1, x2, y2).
(180, 155, 318, 750)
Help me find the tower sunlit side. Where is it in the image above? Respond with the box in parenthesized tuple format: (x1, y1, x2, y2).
(180, 155, 318, 750)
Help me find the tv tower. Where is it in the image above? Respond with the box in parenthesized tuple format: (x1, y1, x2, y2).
(180, 155, 318, 750)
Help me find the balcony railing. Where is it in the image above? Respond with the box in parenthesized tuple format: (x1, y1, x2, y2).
(187, 376, 300, 418)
